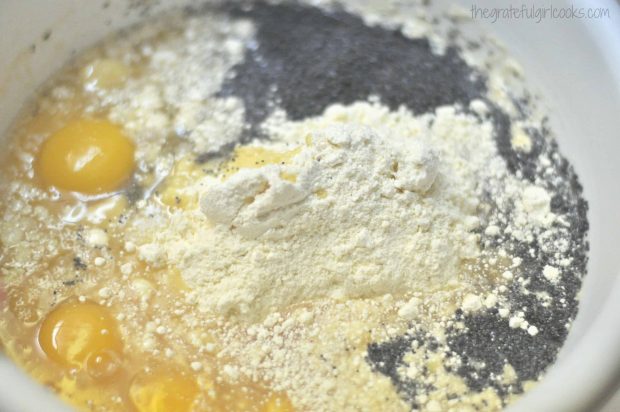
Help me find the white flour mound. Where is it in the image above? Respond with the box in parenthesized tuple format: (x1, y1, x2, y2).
(158, 102, 499, 320)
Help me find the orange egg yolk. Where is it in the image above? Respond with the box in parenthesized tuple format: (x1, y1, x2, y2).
(36, 118, 135, 194)
(129, 369, 199, 412)
(37, 299, 122, 370)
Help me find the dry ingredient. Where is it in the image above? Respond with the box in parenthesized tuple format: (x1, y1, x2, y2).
(163, 102, 491, 320)
(0, 1, 588, 412)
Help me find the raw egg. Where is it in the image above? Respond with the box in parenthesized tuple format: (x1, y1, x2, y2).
(36, 118, 134, 194)
(37, 299, 122, 369)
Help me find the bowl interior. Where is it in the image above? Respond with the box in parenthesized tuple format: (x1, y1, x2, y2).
(0, 1, 619, 411)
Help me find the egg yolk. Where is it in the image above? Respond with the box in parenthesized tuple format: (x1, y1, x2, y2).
(159, 157, 205, 209)
(129, 369, 199, 412)
(222, 146, 301, 179)
(36, 118, 135, 194)
(37, 299, 122, 369)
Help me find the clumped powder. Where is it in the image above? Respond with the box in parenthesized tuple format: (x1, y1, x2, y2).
(157, 102, 495, 320)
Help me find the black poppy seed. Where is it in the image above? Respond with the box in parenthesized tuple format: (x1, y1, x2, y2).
(219, 1, 484, 136)
(73, 256, 87, 271)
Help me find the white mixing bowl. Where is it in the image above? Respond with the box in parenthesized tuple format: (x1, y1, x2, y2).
(0, 0, 618, 411)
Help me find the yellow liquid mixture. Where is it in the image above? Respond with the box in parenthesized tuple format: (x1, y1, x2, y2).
(0, 31, 295, 412)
